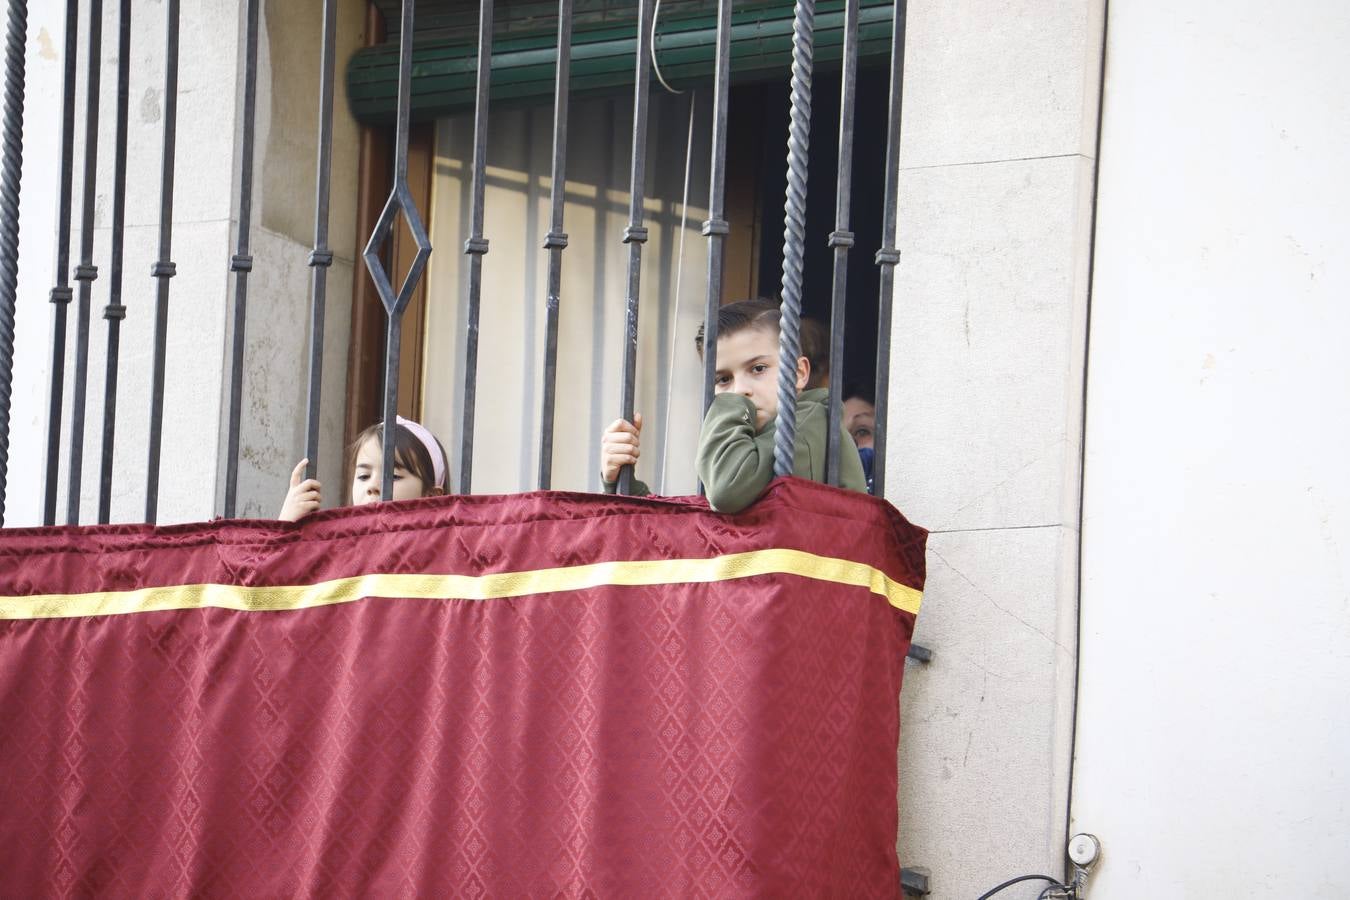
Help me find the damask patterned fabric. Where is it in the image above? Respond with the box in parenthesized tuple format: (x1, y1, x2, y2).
(0, 478, 926, 898)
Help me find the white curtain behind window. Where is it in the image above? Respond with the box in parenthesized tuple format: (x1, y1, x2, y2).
(421, 92, 713, 496)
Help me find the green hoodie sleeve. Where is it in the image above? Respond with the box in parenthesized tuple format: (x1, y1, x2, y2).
(794, 388, 869, 494)
(602, 476, 650, 496)
(837, 431, 869, 494)
(695, 393, 776, 514)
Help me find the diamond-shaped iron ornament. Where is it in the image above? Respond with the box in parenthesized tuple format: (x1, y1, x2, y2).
(362, 181, 433, 316)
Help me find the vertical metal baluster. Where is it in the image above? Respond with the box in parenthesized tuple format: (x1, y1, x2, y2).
(0, 0, 25, 525)
(458, 0, 493, 494)
(699, 0, 732, 413)
(824, 0, 859, 486)
(145, 0, 179, 524)
(872, 0, 905, 499)
(615, 0, 654, 496)
(536, 0, 572, 491)
(378, 315, 402, 499)
(222, 0, 260, 518)
(303, 0, 338, 482)
(95, 0, 131, 524)
(42, 0, 78, 526)
(773, 0, 817, 479)
(362, 0, 432, 501)
(66, 0, 102, 525)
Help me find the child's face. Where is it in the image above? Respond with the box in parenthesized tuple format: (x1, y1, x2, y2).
(350, 435, 428, 505)
(713, 326, 809, 431)
(842, 397, 875, 449)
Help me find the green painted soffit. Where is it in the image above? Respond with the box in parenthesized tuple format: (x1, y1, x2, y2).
(348, 0, 899, 124)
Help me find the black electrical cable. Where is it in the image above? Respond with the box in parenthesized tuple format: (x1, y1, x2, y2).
(1063, 0, 1112, 883)
(1038, 884, 1071, 900)
(974, 873, 1066, 900)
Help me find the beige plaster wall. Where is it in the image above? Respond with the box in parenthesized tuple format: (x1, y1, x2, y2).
(887, 1, 1105, 896)
(52, 0, 246, 524)
(222, 0, 365, 519)
(8, 0, 365, 526)
(1073, 1, 1350, 896)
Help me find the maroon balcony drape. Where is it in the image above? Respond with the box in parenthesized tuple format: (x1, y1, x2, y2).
(0, 478, 925, 898)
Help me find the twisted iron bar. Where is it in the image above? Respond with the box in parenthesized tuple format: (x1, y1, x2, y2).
(773, 0, 816, 478)
(0, 0, 27, 525)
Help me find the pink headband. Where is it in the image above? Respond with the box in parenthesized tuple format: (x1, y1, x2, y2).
(395, 416, 447, 490)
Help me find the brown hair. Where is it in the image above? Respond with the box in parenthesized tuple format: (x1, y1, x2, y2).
(694, 298, 783, 358)
(694, 300, 821, 388)
(345, 422, 449, 503)
(799, 317, 829, 390)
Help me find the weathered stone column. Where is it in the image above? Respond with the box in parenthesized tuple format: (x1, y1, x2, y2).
(7, 0, 364, 525)
(886, 1, 1105, 895)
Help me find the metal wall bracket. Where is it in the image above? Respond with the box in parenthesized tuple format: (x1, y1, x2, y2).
(901, 866, 931, 896)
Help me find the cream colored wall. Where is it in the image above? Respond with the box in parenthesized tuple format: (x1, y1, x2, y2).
(887, 0, 1105, 896)
(1072, 1, 1350, 896)
(420, 91, 712, 496)
(43, 0, 248, 524)
(4, 0, 365, 526)
(224, 0, 365, 518)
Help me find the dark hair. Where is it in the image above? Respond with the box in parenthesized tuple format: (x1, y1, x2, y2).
(799, 317, 829, 390)
(694, 298, 783, 358)
(345, 422, 449, 502)
(842, 381, 874, 405)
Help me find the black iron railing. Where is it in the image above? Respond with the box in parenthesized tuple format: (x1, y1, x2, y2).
(0, 0, 907, 522)
(42, 0, 78, 528)
(615, 0, 655, 497)
(0, 0, 22, 526)
(145, 0, 181, 523)
(66, 0, 100, 526)
(772, 0, 816, 478)
(824, 0, 859, 485)
(302, 0, 339, 494)
(363, 0, 436, 502)
(222, 0, 261, 519)
(457, 0, 494, 495)
(0, 0, 931, 879)
(872, 0, 904, 497)
(536, 0, 574, 490)
(95, 0, 132, 526)
(698, 0, 732, 420)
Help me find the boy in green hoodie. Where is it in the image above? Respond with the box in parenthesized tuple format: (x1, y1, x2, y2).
(600, 299, 868, 513)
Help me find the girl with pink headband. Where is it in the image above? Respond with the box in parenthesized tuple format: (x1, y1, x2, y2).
(278, 416, 450, 522)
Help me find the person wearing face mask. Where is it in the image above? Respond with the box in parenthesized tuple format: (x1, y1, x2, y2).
(841, 385, 877, 495)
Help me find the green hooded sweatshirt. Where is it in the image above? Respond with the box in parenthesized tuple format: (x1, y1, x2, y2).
(604, 388, 868, 513)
